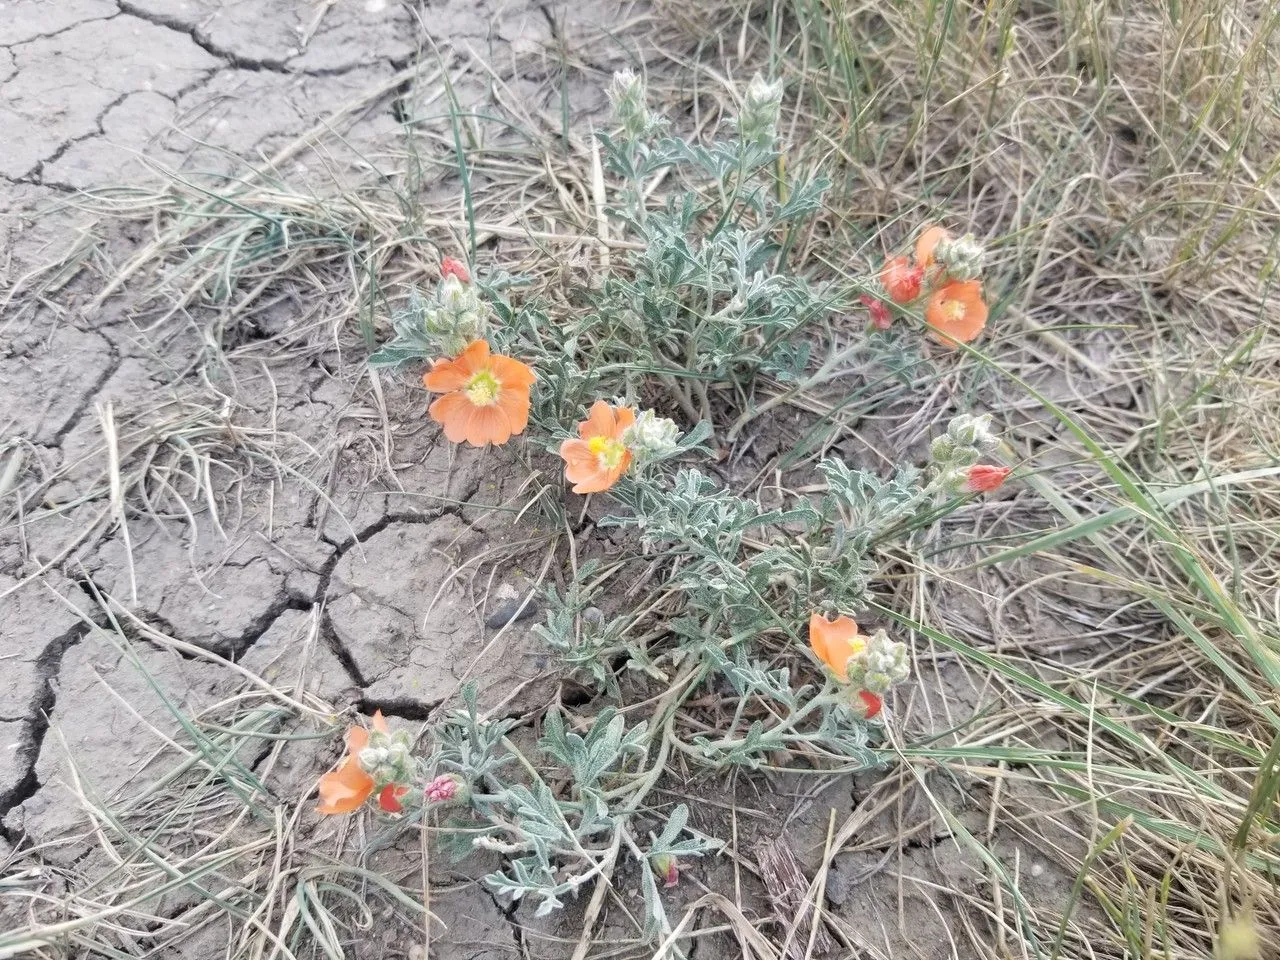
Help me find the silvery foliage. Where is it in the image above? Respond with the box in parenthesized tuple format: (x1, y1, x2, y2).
(534, 455, 926, 770)
(481, 70, 837, 434)
(427, 685, 716, 929)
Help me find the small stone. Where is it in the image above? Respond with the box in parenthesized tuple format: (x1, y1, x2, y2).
(485, 595, 539, 629)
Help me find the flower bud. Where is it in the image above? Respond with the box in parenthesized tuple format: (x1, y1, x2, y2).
(607, 69, 657, 140)
(946, 413, 998, 454)
(441, 256, 470, 284)
(880, 256, 923, 304)
(651, 853, 680, 888)
(420, 275, 489, 356)
(847, 689, 883, 720)
(844, 629, 910, 693)
(621, 409, 681, 464)
(934, 233, 985, 282)
(359, 730, 417, 786)
(736, 74, 784, 147)
(860, 294, 892, 331)
(963, 464, 1012, 493)
(424, 773, 468, 805)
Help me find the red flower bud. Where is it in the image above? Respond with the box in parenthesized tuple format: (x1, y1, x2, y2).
(378, 784, 409, 813)
(855, 690, 882, 720)
(860, 294, 893, 331)
(441, 257, 470, 284)
(651, 854, 680, 888)
(965, 464, 1011, 493)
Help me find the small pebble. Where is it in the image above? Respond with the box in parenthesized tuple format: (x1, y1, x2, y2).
(486, 595, 539, 629)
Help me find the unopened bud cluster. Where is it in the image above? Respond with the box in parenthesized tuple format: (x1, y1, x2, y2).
(735, 74, 784, 147)
(843, 629, 910, 694)
(622, 409, 681, 464)
(607, 69, 663, 141)
(933, 233, 986, 282)
(417, 276, 489, 356)
(931, 413, 998, 471)
(359, 729, 417, 787)
(930, 414, 1012, 494)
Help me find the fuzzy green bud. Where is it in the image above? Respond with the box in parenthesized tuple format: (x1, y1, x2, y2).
(934, 233, 986, 281)
(946, 413, 998, 454)
(621, 409, 681, 464)
(844, 630, 910, 694)
(607, 69, 658, 140)
(419, 276, 488, 356)
(358, 729, 417, 786)
(735, 74, 784, 147)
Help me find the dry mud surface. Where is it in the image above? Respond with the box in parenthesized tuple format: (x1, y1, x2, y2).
(0, 3, 1067, 957)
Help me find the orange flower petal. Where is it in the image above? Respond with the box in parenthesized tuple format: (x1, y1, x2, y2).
(915, 225, 949, 269)
(371, 711, 388, 734)
(455, 339, 490, 372)
(579, 399, 618, 440)
(488, 354, 537, 390)
(347, 727, 370, 752)
(808, 614, 862, 677)
(499, 389, 531, 436)
(464, 404, 512, 447)
(570, 468, 615, 494)
(424, 356, 468, 393)
(925, 280, 988, 346)
(429, 392, 473, 444)
(316, 726, 374, 815)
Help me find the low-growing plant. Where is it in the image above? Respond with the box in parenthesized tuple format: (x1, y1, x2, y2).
(337, 68, 1013, 945)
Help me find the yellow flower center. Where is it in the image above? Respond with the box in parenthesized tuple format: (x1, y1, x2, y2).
(587, 435, 627, 470)
(940, 299, 966, 323)
(464, 369, 501, 406)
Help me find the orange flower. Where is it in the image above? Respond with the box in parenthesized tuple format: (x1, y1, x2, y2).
(880, 256, 923, 304)
(559, 400, 636, 494)
(925, 280, 988, 345)
(915, 224, 949, 270)
(808, 613, 868, 681)
(316, 712, 388, 815)
(424, 339, 535, 447)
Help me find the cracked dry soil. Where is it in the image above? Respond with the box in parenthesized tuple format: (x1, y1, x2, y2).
(0, 2, 1071, 957)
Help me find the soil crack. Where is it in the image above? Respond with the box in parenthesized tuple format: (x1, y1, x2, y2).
(115, 2, 292, 72)
(0, 621, 92, 836)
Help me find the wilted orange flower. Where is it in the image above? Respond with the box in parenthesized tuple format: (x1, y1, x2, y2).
(965, 464, 1011, 493)
(808, 613, 868, 681)
(925, 280, 988, 345)
(316, 712, 388, 815)
(915, 224, 950, 270)
(880, 256, 923, 304)
(559, 400, 636, 494)
(424, 339, 535, 447)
